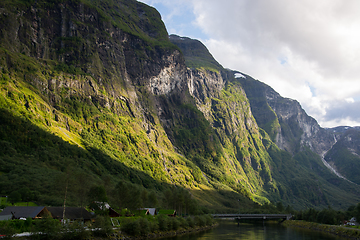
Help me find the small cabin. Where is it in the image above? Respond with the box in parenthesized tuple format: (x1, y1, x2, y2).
(139, 208, 157, 216)
(90, 202, 120, 217)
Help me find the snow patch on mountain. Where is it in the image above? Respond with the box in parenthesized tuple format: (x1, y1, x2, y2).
(234, 73, 246, 79)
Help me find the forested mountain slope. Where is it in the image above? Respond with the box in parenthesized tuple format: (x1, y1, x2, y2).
(0, 0, 359, 211)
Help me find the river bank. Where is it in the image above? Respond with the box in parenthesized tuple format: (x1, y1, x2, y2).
(12, 223, 219, 240)
(283, 220, 360, 239)
(107, 223, 219, 240)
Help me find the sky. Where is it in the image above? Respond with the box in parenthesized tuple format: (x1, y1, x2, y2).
(138, 0, 360, 128)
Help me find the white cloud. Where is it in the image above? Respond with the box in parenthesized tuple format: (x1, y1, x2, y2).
(345, 98, 355, 104)
(191, 0, 360, 127)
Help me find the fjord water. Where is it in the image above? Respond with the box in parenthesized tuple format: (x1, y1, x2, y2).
(162, 220, 345, 240)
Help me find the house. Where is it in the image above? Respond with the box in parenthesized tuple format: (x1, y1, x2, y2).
(105, 207, 120, 217)
(140, 208, 157, 216)
(47, 207, 93, 222)
(90, 202, 120, 217)
(0, 206, 49, 220)
(347, 217, 358, 226)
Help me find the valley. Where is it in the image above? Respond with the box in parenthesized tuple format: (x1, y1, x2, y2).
(0, 0, 359, 213)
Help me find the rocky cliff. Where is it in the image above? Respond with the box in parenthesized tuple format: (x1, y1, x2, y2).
(238, 75, 336, 156)
(325, 127, 360, 185)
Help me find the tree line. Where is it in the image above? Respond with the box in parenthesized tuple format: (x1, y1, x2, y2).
(293, 203, 360, 225)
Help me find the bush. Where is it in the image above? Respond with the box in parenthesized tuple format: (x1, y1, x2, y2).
(204, 214, 214, 225)
(149, 218, 159, 232)
(138, 217, 151, 236)
(92, 216, 113, 237)
(186, 217, 195, 228)
(61, 221, 91, 240)
(168, 217, 180, 231)
(177, 217, 189, 229)
(156, 214, 169, 231)
(121, 219, 141, 236)
(0, 221, 16, 240)
(0, 219, 33, 234)
(194, 215, 205, 227)
(30, 216, 62, 240)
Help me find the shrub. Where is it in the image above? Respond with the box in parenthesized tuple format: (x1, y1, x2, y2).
(156, 214, 169, 231)
(92, 216, 113, 237)
(138, 217, 151, 236)
(148, 218, 159, 232)
(168, 217, 179, 231)
(204, 214, 214, 225)
(121, 219, 141, 236)
(194, 215, 205, 227)
(186, 217, 195, 228)
(30, 216, 62, 240)
(61, 221, 91, 240)
(0, 221, 16, 240)
(177, 217, 189, 229)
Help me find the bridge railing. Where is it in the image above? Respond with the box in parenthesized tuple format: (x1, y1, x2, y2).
(211, 213, 293, 220)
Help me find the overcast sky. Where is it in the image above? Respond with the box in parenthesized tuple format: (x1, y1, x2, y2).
(138, 0, 360, 128)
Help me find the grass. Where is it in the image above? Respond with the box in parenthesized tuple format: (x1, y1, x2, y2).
(0, 200, 38, 208)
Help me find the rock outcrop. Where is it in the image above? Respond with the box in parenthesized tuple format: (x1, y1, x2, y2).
(238, 75, 336, 156)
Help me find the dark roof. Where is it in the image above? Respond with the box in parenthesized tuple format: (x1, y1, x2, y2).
(0, 206, 47, 219)
(47, 207, 93, 220)
(109, 207, 120, 217)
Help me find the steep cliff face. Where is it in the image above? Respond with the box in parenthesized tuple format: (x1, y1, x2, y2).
(325, 128, 360, 184)
(169, 35, 277, 203)
(190, 69, 275, 200)
(239, 76, 335, 156)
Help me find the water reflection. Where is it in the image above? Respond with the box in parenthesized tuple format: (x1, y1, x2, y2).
(161, 220, 346, 240)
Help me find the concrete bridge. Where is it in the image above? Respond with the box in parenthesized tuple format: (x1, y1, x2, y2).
(211, 213, 293, 221)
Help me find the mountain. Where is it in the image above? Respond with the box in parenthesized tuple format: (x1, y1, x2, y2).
(236, 73, 360, 187)
(0, 0, 359, 212)
(325, 127, 360, 185)
(168, 35, 360, 209)
(237, 75, 335, 156)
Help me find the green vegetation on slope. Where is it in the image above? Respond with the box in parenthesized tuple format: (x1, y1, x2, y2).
(325, 129, 360, 185)
(1, 0, 360, 214)
(236, 76, 280, 142)
(266, 141, 360, 209)
(169, 35, 222, 72)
